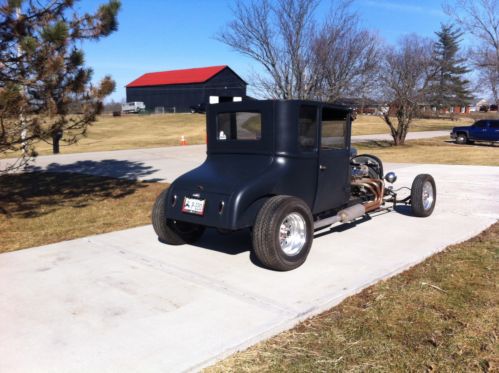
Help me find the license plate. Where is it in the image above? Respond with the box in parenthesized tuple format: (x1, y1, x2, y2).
(181, 197, 205, 215)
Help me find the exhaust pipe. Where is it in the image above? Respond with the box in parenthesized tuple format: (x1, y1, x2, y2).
(314, 204, 366, 230)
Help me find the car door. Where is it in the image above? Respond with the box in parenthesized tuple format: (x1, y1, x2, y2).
(489, 121, 499, 141)
(313, 106, 351, 214)
(470, 120, 489, 140)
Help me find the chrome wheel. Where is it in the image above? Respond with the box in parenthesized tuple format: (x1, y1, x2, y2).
(422, 181, 434, 210)
(279, 213, 307, 256)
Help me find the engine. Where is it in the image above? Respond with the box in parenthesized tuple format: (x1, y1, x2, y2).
(350, 154, 385, 211)
(351, 164, 370, 179)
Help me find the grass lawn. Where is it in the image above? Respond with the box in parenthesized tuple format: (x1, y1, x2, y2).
(1, 114, 471, 158)
(207, 222, 498, 372)
(356, 137, 499, 166)
(0, 172, 166, 253)
(10, 113, 208, 157)
(351, 115, 472, 136)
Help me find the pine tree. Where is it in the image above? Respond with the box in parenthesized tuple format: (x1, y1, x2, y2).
(428, 24, 472, 111)
(0, 0, 121, 170)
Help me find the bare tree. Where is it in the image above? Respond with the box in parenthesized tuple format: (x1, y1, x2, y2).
(379, 35, 436, 145)
(444, 0, 499, 104)
(473, 48, 499, 102)
(312, 3, 382, 102)
(217, 0, 381, 101)
(217, 0, 318, 99)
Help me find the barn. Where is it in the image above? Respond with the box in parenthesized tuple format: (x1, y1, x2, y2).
(125, 65, 247, 113)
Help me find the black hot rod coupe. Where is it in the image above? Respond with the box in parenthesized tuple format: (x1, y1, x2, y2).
(152, 100, 436, 271)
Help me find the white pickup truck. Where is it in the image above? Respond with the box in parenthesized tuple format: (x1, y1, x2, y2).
(122, 101, 145, 113)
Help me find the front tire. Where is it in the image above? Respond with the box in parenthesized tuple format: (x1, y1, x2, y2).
(252, 196, 313, 271)
(411, 174, 436, 217)
(456, 133, 467, 144)
(152, 189, 205, 245)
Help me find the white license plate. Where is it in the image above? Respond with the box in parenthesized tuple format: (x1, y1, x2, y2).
(181, 197, 205, 215)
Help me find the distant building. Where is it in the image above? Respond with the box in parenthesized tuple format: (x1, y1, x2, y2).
(126, 65, 247, 113)
(334, 98, 383, 114)
(471, 99, 489, 112)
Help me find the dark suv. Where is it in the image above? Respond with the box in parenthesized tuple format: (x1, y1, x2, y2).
(152, 100, 436, 271)
(451, 119, 499, 144)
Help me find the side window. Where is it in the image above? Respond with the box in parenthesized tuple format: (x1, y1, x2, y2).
(321, 107, 346, 149)
(474, 120, 487, 128)
(216, 112, 262, 140)
(490, 121, 499, 129)
(298, 105, 317, 150)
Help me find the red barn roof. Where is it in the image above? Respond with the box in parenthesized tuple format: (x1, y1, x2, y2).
(126, 65, 229, 88)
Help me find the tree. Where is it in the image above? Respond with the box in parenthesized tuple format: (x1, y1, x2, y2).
(379, 35, 436, 145)
(217, 0, 380, 101)
(444, 0, 499, 105)
(217, 0, 318, 99)
(311, 3, 381, 102)
(0, 0, 121, 171)
(427, 24, 472, 111)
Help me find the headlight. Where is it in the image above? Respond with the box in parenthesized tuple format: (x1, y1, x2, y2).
(384, 172, 397, 184)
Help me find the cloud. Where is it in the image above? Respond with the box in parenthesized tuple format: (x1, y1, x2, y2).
(360, 0, 445, 17)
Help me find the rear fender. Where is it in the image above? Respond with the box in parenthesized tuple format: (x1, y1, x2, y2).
(231, 195, 275, 229)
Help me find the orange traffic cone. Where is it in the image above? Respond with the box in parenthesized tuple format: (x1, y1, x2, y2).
(180, 135, 187, 146)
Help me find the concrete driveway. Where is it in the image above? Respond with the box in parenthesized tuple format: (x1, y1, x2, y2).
(1, 163, 497, 372)
(0, 130, 450, 181)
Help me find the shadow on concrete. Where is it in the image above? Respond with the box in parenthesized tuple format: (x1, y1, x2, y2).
(394, 204, 415, 216)
(175, 205, 419, 269)
(313, 214, 373, 239)
(193, 228, 252, 255)
(26, 159, 162, 182)
(188, 228, 269, 269)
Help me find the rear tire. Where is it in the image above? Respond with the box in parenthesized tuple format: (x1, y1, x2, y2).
(152, 189, 205, 245)
(456, 133, 467, 144)
(252, 196, 313, 271)
(411, 174, 436, 217)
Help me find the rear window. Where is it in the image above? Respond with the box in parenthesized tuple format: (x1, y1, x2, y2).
(217, 112, 262, 141)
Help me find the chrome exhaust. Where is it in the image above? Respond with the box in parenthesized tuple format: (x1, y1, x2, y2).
(314, 204, 366, 230)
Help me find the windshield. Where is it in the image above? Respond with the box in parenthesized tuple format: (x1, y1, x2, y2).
(217, 112, 262, 141)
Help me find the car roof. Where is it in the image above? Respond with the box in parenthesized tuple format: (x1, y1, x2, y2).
(212, 99, 352, 111)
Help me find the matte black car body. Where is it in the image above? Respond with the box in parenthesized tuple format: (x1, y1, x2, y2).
(165, 100, 352, 230)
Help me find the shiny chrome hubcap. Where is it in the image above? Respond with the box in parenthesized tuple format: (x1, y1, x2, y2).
(422, 181, 434, 210)
(279, 213, 307, 256)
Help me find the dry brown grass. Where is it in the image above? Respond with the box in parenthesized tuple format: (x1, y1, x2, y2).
(351, 115, 472, 136)
(0, 172, 166, 253)
(6, 113, 207, 157)
(207, 223, 499, 372)
(356, 137, 499, 166)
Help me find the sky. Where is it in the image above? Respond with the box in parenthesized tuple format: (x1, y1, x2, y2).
(77, 0, 462, 102)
